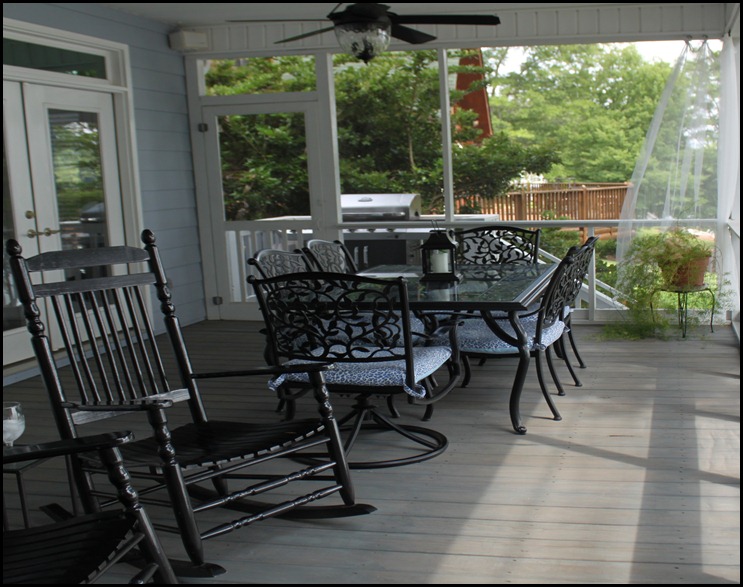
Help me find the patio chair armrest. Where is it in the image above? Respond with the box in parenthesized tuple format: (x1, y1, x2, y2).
(191, 363, 332, 380)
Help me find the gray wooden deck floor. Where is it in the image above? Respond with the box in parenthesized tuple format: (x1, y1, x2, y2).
(3, 322, 739, 584)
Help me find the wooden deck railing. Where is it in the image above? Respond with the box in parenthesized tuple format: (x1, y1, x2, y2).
(455, 183, 629, 221)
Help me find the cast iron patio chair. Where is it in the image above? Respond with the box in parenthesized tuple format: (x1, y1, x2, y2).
(431, 244, 591, 423)
(247, 247, 316, 413)
(250, 271, 462, 468)
(300, 239, 434, 419)
(426, 225, 543, 362)
(550, 236, 599, 392)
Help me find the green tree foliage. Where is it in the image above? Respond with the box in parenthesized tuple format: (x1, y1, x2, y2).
(206, 58, 316, 219)
(334, 51, 444, 203)
(218, 112, 310, 220)
(205, 46, 683, 220)
(336, 50, 556, 213)
(489, 44, 674, 182)
(51, 120, 104, 220)
(207, 51, 557, 219)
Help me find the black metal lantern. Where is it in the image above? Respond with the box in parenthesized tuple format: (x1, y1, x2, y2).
(421, 229, 460, 282)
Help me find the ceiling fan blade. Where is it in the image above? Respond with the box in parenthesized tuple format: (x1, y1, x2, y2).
(275, 26, 336, 44)
(228, 19, 328, 23)
(393, 15, 501, 26)
(391, 24, 437, 45)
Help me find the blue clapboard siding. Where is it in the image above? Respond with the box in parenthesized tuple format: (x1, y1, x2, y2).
(3, 3, 205, 327)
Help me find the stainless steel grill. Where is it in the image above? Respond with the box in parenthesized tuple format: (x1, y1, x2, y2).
(341, 193, 421, 222)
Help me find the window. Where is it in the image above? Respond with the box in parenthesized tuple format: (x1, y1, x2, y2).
(204, 55, 316, 95)
(3, 38, 106, 79)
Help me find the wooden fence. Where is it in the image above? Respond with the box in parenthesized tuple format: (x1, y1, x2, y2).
(455, 182, 629, 222)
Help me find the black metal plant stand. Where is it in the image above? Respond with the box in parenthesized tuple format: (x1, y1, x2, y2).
(650, 284, 715, 338)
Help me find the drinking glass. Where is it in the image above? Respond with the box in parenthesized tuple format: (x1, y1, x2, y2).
(3, 402, 25, 447)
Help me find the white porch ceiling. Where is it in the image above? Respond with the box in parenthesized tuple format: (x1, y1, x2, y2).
(99, 3, 613, 29)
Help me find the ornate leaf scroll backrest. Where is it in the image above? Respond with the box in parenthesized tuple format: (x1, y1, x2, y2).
(249, 249, 311, 278)
(540, 238, 597, 329)
(252, 272, 411, 364)
(303, 240, 358, 274)
(565, 237, 598, 308)
(456, 226, 541, 265)
(540, 251, 579, 329)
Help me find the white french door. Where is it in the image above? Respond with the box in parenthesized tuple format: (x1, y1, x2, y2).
(3, 81, 125, 366)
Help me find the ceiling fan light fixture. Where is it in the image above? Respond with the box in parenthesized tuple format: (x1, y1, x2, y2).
(334, 21, 391, 64)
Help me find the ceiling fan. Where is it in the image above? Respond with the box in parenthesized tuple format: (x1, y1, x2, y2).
(230, 3, 501, 63)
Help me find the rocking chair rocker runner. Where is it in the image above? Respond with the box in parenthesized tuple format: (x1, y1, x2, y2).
(3, 431, 177, 584)
(6, 231, 373, 578)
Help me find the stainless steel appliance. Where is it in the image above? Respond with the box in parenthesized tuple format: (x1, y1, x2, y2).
(340, 193, 421, 222)
(341, 193, 422, 269)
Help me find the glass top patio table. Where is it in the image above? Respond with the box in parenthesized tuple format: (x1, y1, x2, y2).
(360, 263, 556, 312)
(359, 262, 558, 434)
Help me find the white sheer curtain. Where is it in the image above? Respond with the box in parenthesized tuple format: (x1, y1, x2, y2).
(717, 35, 740, 323)
(616, 40, 720, 263)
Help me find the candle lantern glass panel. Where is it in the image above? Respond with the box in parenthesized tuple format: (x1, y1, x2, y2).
(421, 230, 461, 282)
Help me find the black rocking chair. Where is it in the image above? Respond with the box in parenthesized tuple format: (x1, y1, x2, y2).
(6, 231, 373, 578)
(3, 431, 177, 584)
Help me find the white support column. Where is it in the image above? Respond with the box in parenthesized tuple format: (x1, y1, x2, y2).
(312, 52, 343, 242)
(438, 49, 454, 222)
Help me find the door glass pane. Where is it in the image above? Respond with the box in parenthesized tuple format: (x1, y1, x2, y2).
(218, 113, 310, 220)
(49, 109, 109, 279)
(3, 142, 24, 333)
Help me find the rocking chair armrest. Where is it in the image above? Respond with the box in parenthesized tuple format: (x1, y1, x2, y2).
(61, 399, 175, 412)
(3, 431, 134, 465)
(191, 363, 332, 380)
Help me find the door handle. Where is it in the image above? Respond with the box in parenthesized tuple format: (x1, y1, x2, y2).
(26, 227, 61, 238)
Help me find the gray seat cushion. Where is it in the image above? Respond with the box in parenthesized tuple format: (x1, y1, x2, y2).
(269, 345, 452, 398)
(433, 314, 565, 354)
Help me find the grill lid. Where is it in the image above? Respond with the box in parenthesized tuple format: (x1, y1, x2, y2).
(341, 193, 421, 221)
